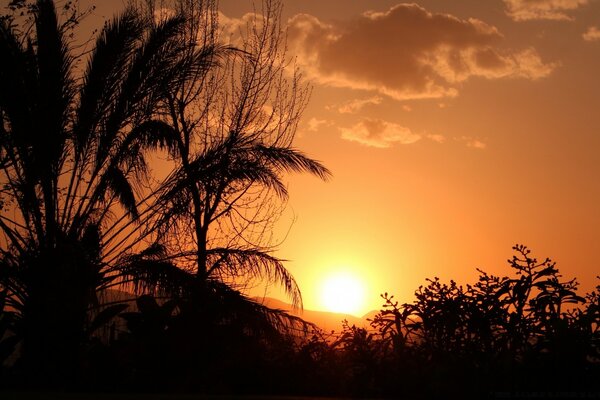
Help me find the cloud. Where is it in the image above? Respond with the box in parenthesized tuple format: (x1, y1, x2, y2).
(218, 11, 268, 46)
(583, 26, 600, 41)
(306, 117, 330, 131)
(466, 139, 487, 149)
(287, 4, 556, 101)
(456, 136, 487, 149)
(503, 0, 589, 21)
(340, 118, 420, 148)
(426, 133, 446, 143)
(335, 96, 383, 114)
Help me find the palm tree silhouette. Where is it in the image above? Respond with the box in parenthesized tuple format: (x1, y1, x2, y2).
(118, 0, 330, 335)
(0, 0, 210, 384)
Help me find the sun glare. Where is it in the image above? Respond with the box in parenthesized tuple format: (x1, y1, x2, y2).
(320, 272, 366, 316)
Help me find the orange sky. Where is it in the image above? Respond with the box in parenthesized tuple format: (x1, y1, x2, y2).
(33, 0, 600, 316)
(222, 0, 600, 315)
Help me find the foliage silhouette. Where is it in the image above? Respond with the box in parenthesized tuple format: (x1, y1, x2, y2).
(0, 1, 598, 398)
(0, 0, 326, 390)
(359, 244, 600, 397)
(0, 0, 219, 386)
(120, 0, 329, 337)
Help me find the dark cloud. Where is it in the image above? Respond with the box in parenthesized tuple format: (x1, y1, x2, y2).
(288, 3, 556, 100)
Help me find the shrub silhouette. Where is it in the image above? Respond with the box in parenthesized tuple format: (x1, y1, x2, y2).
(360, 244, 600, 396)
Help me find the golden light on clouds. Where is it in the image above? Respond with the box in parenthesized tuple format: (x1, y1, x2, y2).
(340, 118, 420, 148)
(287, 4, 556, 101)
(503, 0, 589, 21)
(583, 26, 600, 41)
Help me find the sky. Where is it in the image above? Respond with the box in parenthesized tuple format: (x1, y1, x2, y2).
(217, 0, 600, 316)
(8, 0, 600, 316)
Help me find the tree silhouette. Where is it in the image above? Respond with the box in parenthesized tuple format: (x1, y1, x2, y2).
(0, 0, 212, 385)
(120, 0, 329, 334)
(363, 245, 600, 396)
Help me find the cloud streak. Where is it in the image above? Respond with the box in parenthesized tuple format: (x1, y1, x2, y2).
(335, 96, 383, 114)
(340, 119, 420, 148)
(583, 26, 600, 41)
(503, 0, 589, 21)
(288, 4, 556, 101)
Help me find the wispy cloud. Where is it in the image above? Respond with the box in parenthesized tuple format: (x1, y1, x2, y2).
(288, 4, 556, 101)
(583, 26, 600, 41)
(306, 117, 331, 131)
(426, 133, 446, 143)
(456, 136, 487, 150)
(334, 96, 383, 114)
(503, 0, 589, 21)
(466, 139, 487, 149)
(340, 119, 420, 148)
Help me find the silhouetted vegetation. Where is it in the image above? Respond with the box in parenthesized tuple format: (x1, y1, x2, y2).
(0, 1, 599, 399)
(0, 0, 324, 392)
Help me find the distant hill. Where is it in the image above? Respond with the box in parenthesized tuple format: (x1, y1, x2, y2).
(102, 290, 378, 333)
(254, 297, 377, 332)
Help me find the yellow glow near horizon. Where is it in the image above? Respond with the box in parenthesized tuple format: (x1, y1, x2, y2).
(319, 271, 366, 316)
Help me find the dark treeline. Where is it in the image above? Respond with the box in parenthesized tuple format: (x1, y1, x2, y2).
(2, 244, 599, 398)
(312, 244, 600, 398)
(0, 0, 599, 398)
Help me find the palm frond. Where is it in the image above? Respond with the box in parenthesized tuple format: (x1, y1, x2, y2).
(105, 166, 138, 219)
(0, 20, 34, 145)
(254, 145, 331, 181)
(117, 12, 187, 106)
(0, 20, 38, 173)
(186, 42, 237, 78)
(34, 0, 74, 170)
(205, 279, 310, 336)
(97, 14, 186, 171)
(75, 7, 143, 153)
(123, 119, 180, 156)
(116, 244, 194, 297)
(3, 13, 44, 222)
(227, 156, 289, 197)
(206, 248, 302, 309)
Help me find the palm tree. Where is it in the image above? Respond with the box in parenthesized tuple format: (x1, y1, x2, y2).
(119, 0, 330, 335)
(0, 0, 210, 384)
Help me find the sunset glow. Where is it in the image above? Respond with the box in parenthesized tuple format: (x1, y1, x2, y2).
(319, 272, 366, 315)
(2, 0, 599, 395)
(77, 0, 600, 316)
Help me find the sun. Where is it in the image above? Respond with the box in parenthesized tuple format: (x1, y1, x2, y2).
(319, 272, 366, 316)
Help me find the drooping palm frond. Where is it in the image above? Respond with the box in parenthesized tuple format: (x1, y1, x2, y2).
(121, 119, 180, 157)
(116, 243, 194, 297)
(206, 247, 302, 309)
(203, 279, 311, 337)
(104, 166, 138, 219)
(254, 145, 331, 181)
(158, 131, 290, 203)
(115, 242, 311, 336)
